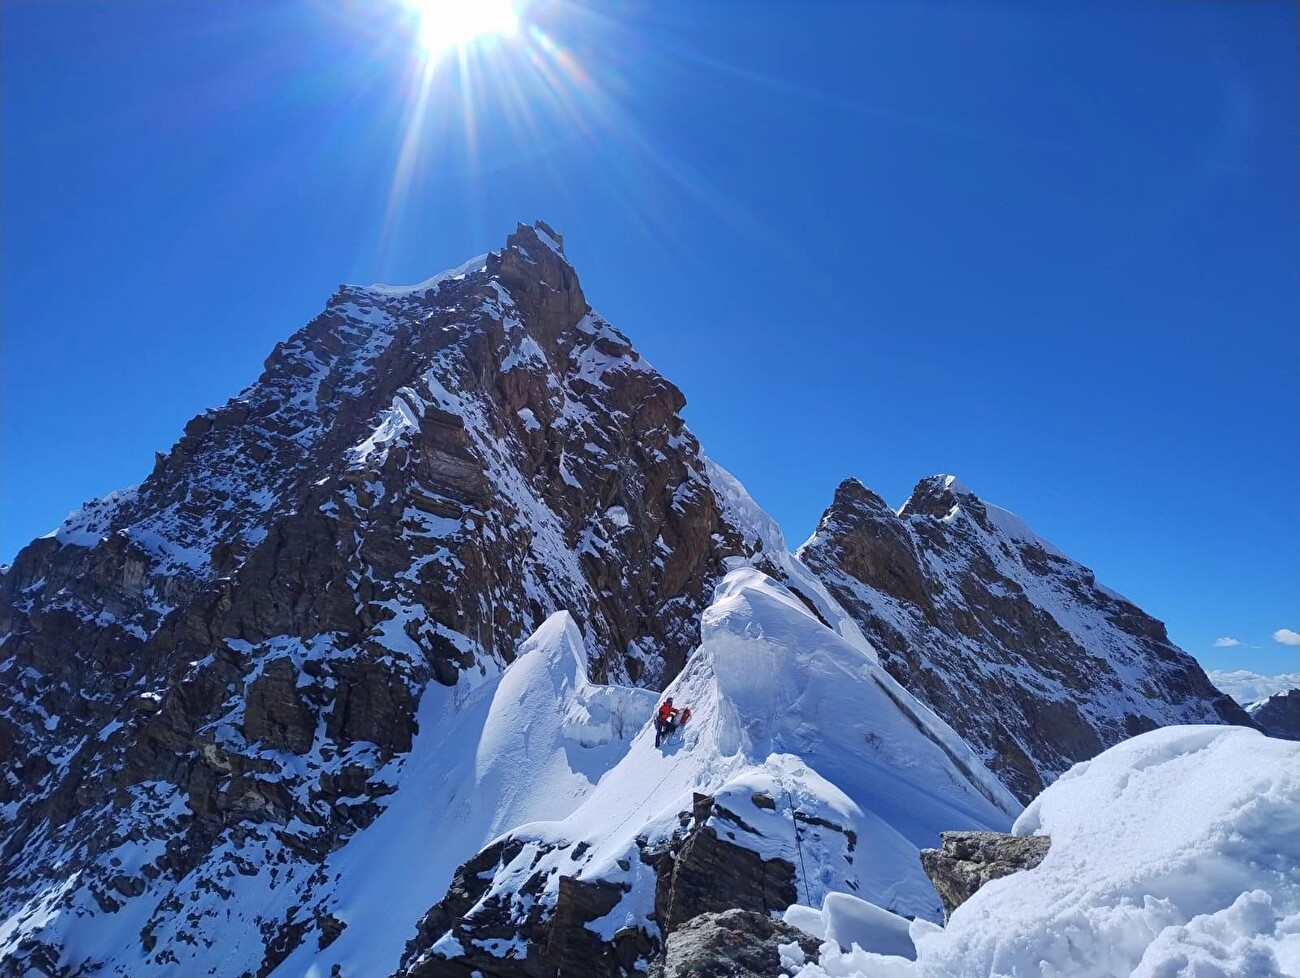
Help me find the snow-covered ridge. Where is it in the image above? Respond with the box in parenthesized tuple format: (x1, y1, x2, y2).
(401, 566, 1018, 975)
(926, 474, 1065, 559)
(366, 252, 490, 295)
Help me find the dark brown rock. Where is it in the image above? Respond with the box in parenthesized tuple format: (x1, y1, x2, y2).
(244, 657, 315, 754)
(657, 817, 798, 935)
(543, 876, 629, 975)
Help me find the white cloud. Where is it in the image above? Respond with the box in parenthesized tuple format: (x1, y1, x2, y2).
(1273, 628, 1300, 646)
(1208, 670, 1300, 707)
(1213, 637, 1241, 648)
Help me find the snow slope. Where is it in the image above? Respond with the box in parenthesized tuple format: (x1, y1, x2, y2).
(786, 725, 1300, 978)
(269, 612, 657, 976)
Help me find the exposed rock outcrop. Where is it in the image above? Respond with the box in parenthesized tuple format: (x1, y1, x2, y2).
(799, 475, 1253, 801)
(647, 909, 820, 978)
(396, 792, 803, 978)
(653, 793, 799, 935)
(919, 831, 1051, 920)
(398, 839, 630, 978)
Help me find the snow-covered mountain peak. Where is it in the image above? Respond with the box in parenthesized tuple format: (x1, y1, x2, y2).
(0, 223, 1261, 978)
(0, 221, 793, 975)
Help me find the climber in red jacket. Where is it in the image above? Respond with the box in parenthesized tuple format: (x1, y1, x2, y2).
(654, 697, 689, 747)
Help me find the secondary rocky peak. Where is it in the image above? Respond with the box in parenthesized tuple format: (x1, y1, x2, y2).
(826, 477, 893, 516)
(799, 473, 1252, 802)
(1250, 688, 1300, 741)
(805, 480, 934, 618)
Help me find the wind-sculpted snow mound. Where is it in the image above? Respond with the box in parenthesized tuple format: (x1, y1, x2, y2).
(787, 725, 1300, 978)
(398, 568, 1019, 977)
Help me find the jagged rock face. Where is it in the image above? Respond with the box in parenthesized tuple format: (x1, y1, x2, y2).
(1250, 689, 1300, 741)
(396, 792, 804, 978)
(0, 223, 765, 975)
(647, 910, 820, 978)
(799, 475, 1253, 802)
(653, 793, 799, 935)
(919, 831, 1051, 920)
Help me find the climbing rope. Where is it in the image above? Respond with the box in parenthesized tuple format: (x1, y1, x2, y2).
(602, 762, 681, 844)
(782, 782, 812, 906)
(600, 719, 694, 844)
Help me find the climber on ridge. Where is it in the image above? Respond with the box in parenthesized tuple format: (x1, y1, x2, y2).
(653, 696, 690, 747)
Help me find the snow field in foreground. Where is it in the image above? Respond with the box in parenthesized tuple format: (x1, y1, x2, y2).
(782, 725, 1300, 978)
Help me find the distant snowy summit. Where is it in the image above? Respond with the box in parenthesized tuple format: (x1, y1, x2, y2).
(1248, 689, 1300, 741)
(0, 222, 1259, 977)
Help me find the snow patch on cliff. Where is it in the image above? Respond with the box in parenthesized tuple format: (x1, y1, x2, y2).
(366, 253, 489, 295)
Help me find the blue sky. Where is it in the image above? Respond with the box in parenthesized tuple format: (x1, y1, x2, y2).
(2, 0, 1296, 675)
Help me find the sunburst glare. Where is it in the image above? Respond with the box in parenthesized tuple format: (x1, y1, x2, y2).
(404, 0, 518, 57)
(366, 0, 754, 274)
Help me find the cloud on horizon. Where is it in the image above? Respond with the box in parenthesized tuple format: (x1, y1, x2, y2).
(1208, 669, 1300, 706)
(1274, 628, 1300, 646)
(1213, 637, 1242, 647)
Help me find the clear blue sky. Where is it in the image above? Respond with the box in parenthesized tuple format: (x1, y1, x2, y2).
(3, 1, 1296, 675)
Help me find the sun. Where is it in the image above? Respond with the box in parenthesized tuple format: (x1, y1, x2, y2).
(405, 0, 519, 56)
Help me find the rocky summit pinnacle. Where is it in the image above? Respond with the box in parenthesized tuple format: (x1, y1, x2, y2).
(0, 222, 779, 975)
(798, 474, 1252, 801)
